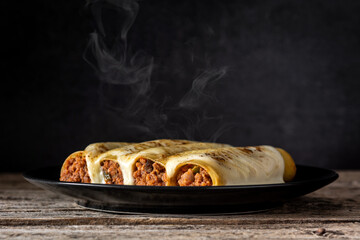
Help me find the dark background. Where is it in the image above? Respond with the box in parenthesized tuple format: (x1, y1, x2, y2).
(2, 0, 360, 171)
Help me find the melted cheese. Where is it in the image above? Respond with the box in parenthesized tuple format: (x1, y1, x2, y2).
(84, 142, 131, 158)
(83, 142, 130, 183)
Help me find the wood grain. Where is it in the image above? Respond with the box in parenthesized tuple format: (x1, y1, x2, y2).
(0, 171, 359, 239)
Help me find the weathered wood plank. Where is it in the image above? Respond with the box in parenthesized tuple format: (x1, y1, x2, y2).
(0, 223, 359, 239)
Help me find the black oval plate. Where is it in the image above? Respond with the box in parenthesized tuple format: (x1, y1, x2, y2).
(23, 165, 338, 214)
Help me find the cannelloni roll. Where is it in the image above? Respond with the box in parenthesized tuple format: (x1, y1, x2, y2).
(60, 142, 130, 183)
(166, 146, 296, 186)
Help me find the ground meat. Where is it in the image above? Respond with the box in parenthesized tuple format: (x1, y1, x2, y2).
(60, 153, 91, 183)
(101, 160, 123, 184)
(133, 158, 166, 186)
(176, 165, 212, 186)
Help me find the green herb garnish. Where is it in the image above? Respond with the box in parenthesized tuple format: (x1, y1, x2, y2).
(192, 166, 200, 174)
(103, 171, 111, 180)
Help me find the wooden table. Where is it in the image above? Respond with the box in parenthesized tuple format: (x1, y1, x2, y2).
(0, 171, 359, 239)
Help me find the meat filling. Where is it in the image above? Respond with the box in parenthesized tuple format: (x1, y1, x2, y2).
(133, 158, 166, 186)
(60, 153, 91, 183)
(176, 164, 212, 186)
(101, 160, 124, 184)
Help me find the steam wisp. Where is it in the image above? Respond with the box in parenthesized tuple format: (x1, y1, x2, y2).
(84, 0, 232, 142)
